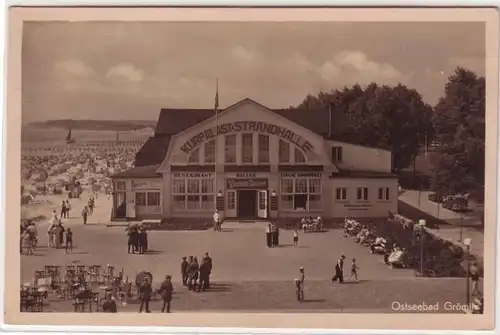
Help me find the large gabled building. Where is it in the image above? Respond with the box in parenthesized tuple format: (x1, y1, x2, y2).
(110, 98, 397, 221)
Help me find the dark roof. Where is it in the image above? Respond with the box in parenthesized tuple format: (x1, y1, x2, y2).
(110, 165, 161, 179)
(154, 98, 347, 137)
(134, 136, 171, 167)
(137, 98, 348, 168)
(330, 169, 397, 179)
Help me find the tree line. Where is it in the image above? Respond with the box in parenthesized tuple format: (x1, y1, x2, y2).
(291, 67, 485, 201)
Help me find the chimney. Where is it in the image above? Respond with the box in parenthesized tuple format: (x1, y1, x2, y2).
(328, 103, 333, 139)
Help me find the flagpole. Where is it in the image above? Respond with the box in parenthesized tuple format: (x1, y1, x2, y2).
(214, 78, 219, 211)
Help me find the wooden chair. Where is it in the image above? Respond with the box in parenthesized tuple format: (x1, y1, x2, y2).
(88, 265, 101, 283)
(102, 265, 115, 284)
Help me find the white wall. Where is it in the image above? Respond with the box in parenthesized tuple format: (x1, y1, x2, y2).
(162, 100, 333, 168)
(327, 141, 392, 173)
(326, 177, 398, 218)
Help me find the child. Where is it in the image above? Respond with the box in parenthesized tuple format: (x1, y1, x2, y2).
(347, 258, 359, 281)
(293, 229, 299, 247)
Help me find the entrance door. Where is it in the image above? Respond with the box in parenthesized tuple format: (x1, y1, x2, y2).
(237, 190, 257, 218)
(257, 190, 268, 219)
(226, 190, 237, 217)
(115, 192, 127, 219)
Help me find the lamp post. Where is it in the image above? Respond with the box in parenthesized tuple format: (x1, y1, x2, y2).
(418, 219, 426, 276)
(463, 238, 472, 307)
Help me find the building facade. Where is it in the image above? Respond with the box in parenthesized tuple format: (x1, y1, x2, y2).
(110, 99, 398, 221)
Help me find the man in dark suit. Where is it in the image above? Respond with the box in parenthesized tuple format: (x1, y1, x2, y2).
(332, 255, 346, 283)
(138, 277, 153, 313)
(159, 275, 174, 313)
(199, 252, 213, 291)
(181, 257, 188, 286)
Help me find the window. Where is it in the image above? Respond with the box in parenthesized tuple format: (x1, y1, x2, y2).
(135, 192, 160, 206)
(332, 146, 343, 162)
(241, 133, 253, 163)
(204, 140, 216, 164)
(227, 191, 236, 210)
(357, 187, 369, 201)
(147, 192, 160, 206)
(188, 147, 200, 163)
(135, 192, 146, 206)
(172, 177, 214, 210)
(116, 181, 126, 191)
(336, 187, 347, 200)
(225, 135, 237, 164)
(280, 177, 322, 211)
(378, 187, 390, 200)
(295, 148, 306, 163)
(258, 134, 269, 163)
(279, 140, 290, 163)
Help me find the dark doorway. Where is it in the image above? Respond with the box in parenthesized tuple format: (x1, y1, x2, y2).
(237, 190, 257, 218)
(114, 192, 127, 219)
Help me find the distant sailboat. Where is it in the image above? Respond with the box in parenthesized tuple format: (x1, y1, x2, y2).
(66, 126, 76, 144)
(115, 131, 120, 143)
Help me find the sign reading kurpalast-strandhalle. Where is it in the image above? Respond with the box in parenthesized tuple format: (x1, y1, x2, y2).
(180, 121, 314, 154)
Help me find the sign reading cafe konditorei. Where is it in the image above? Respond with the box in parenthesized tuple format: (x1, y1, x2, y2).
(180, 121, 314, 154)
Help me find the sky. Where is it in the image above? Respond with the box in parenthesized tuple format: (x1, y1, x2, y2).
(22, 21, 485, 123)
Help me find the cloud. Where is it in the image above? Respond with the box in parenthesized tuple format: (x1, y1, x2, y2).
(230, 46, 258, 63)
(318, 50, 403, 84)
(53, 59, 95, 78)
(106, 63, 145, 83)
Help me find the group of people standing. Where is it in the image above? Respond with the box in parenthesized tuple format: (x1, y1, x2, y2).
(81, 196, 96, 225)
(181, 253, 213, 292)
(126, 224, 149, 254)
(60, 200, 72, 218)
(47, 210, 74, 252)
(265, 222, 280, 247)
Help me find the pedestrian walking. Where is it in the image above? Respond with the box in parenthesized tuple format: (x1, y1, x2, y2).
(293, 228, 299, 247)
(159, 275, 174, 313)
(213, 210, 221, 231)
(346, 258, 359, 281)
(127, 225, 137, 254)
(81, 205, 89, 225)
(88, 197, 95, 215)
(138, 277, 152, 313)
(332, 255, 346, 283)
(65, 228, 73, 252)
(298, 267, 305, 301)
(265, 223, 272, 247)
(181, 257, 188, 286)
(65, 200, 71, 218)
(60, 201, 67, 219)
(187, 257, 199, 291)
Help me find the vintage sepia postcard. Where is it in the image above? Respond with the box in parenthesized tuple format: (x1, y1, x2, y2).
(3, 6, 498, 331)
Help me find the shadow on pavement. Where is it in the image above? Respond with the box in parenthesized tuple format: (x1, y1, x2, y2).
(302, 299, 326, 303)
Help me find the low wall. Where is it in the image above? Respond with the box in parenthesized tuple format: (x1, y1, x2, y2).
(142, 218, 212, 231)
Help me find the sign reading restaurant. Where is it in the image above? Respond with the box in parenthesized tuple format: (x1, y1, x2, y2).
(180, 121, 314, 154)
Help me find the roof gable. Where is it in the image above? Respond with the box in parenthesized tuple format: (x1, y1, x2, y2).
(153, 98, 346, 138)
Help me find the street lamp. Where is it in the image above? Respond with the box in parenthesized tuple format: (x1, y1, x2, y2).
(217, 190, 223, 197)
(418, 219, 426, 276)
(463, 238, 472, 307)
(271, 190, 276, 197)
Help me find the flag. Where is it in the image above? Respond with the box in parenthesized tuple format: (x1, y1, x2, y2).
(215, 78, 219, 113)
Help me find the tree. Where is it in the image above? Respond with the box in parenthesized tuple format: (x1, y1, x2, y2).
(431, 67, 485, 199)
(292, 83, 433, 172)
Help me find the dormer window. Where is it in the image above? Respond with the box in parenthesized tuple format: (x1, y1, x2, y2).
(331, 146, 343, 162)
